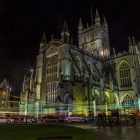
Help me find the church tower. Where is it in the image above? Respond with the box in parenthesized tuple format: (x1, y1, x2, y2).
(61, 21, 70, 44)
(78, 8, 110, 59)
(59, 21, 71, 80)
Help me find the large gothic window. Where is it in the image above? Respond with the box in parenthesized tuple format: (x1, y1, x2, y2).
(46, 54, 58, 104)
(119, 62, 132, 87)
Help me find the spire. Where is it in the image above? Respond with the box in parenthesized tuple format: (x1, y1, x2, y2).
(103, 16, 108, 29)
(22, 75, 27, 92)
(62, 21, 69, 33)
(132, 36, 136, 45)
(78, 18, 83, 33)
(128, 36, 134, 54)
(128, 36, 132, 46)
(61, 21, 70, 43)
(103, 17, 107, 24)
(95, 9, 101, 26)
(113, 48, 116, 57)
(132, 36, 139, 55)
(41, 33, 47, 44)
(95, 9, 100, 19)
(40, 33, 47, 53)
(79, 18, 83, 26)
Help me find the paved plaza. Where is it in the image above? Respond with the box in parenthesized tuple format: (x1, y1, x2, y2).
(69, 123, 140, 140)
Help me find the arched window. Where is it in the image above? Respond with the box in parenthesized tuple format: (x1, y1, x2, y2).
(122, 94, 135, 109)
(119, 62, 132, 87)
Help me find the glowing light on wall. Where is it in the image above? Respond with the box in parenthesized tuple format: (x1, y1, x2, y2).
(93, 100, 96, 117)
(138, 97, 140, 112)
(100, 50, 104, 57)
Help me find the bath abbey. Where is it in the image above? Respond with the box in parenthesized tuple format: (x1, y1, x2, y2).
(20, 9, 140, 117)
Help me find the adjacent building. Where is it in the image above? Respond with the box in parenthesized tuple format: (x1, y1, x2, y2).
(0, 79, 19, 117)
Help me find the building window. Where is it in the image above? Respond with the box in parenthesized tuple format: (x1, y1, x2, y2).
(119, 62, 132, 87)
(122, 94, 134, 109)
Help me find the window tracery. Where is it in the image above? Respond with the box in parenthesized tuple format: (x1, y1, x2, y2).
(119, 62, 132, 87)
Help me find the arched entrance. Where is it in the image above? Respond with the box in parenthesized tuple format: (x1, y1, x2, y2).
(104, 91, 119, 116)
(64, 93, 72, 116)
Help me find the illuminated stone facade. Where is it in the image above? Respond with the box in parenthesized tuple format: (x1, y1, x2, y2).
(0, 79, 19, 117)
(21, 10, 140, 116)
(0, 79, 10, 117)
(20, 71, 35, 116)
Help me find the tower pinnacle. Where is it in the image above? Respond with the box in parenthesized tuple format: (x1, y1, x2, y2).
(102, 16, 108, 32)
(41, 33, 47, 44)
(128, 36, 132, 46)
(95, 9, 101, 26)
(132, 36, 136, 45)
(78, 18, 83, 33)
(61, 21, 70, 43)
(62, 21, 69, 33)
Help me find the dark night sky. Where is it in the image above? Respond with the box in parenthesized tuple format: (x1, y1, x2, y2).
(0, 0, 140, 95)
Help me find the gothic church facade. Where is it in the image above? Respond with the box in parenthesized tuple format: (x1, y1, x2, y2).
(20, 10, 140, 117)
